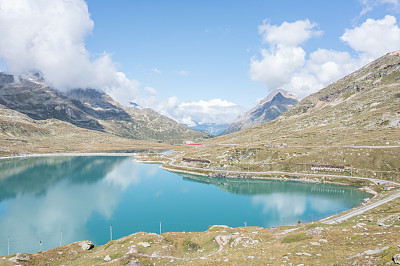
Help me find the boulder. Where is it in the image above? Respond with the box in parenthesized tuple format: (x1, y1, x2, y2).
(306, 227, 323, 235)
(393, 254, 400, 264)
(364, 246, 388, 255)
(138, 242, 151, 247)
(79, 240, 94, 250)
(127, 246, 139, 254)
(15, 253, 30, 261)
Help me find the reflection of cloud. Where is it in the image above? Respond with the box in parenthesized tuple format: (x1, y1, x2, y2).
(105, 160, 141, 189)
(0, 157, 150, 254)
(0, 180, 119, 254)
(144, 163, 159, 177)
(308, 196, 340, 213)
(252, 193, 306, 218)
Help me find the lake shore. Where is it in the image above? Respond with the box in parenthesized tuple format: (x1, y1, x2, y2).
(1, 153, 400, 265)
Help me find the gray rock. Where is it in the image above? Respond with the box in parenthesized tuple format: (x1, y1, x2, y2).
(364, 246, 389, 255)
(15, 253, 30, 261)
(127, 259, 141, 266)
(104, 255, 111, 261)
(138, 242, 151, 247)
(306, 227, 323, 235)
(127, 246, 139, 254)
(393, 254, 400, 264)
(79, 240, 94, 250)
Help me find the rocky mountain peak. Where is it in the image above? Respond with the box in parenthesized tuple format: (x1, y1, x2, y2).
(222, 89, 299, 135)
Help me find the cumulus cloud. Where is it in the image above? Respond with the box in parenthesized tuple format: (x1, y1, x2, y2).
(160, 98, 245, 126)
(250, 46, 307, 89)
(134, 94, 245, 126)
(258, 19, 322, 46)
(250, 19, 324, 97)
(0, 0, 139, 105)
(341, 15, 400, 59)
(250, 16, 400, 98)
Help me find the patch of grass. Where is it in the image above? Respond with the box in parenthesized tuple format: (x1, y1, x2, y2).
(380, 246, 398, 264)
(103, 240, 115, 249)
(183, 238, 200, 251)
(281, 233, 312, 243)
(350, 234, 361, 240)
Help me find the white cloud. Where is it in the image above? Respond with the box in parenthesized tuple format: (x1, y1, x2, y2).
(0, 0, 139, 105)
(359, 0, 400, 16)
(161, 98, 245, 126)
(250, 19, 324, 97)
(177, 70, 189, 76)
(258, 19, 322, 47)
(341, 15, 400, 59)
(135, 95, 245, 126)
(250, 46, 306, 89)
(250, 16, 400, 98)
(152, 68, 162, 74)
(144, 86, 158, 95)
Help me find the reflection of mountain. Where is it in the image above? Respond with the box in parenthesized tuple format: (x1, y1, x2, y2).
(0, 156, 128, 202)
(178, 173, 371, 204)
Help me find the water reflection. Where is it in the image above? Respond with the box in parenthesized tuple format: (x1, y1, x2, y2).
(0, 156, 133, 254)
(179, 174, 370, 226)
(0, 157, 371, 255)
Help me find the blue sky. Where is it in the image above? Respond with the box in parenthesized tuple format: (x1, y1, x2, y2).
(85, 0, 359, 105)
(0, 0, 399, 125)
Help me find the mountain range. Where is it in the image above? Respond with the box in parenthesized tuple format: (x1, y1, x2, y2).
(171, 51, 400, 173)
(223, 89, 299, 135)
(0, 73, 211, 144)
(188, 123, 229, 136)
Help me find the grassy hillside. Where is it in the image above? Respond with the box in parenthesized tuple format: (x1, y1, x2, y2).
(0, 75, 211, 144)
(0, 105, 175, 157)
(164, 52, 400, 177)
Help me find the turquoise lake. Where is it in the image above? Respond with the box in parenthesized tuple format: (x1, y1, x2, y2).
(0, 156, 371, 255)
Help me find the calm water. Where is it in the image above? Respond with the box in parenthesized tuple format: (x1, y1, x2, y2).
(0, 156, 371, 255)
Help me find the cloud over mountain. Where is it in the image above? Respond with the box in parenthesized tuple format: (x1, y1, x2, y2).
(0, 0, 138, 105)
(250, 16, 400, 98)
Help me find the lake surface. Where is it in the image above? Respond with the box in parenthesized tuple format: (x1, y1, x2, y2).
(0, 156, 371, 255)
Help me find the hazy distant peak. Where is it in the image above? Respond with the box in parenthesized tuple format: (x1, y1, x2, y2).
(259, 89, 300, 106)
(222, 89, 299, 135)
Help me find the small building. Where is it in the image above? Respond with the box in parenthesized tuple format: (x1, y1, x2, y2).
(384, 184, 395, 190)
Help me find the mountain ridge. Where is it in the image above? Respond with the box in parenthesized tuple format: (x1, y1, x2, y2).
(167, 51, 400, 174)
(0, 73, 211, 144)
(223, 89, 299, 134)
